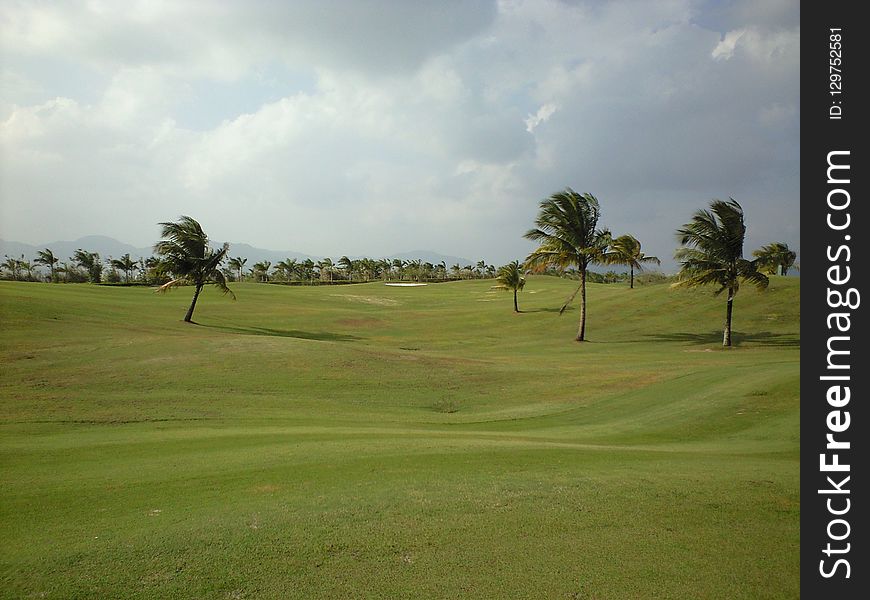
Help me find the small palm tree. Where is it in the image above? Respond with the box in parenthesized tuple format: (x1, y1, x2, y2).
(673, 198, 769, 347)
(228, 256, 247, 282)
(338, 256, 353, 281)
(3, 255, 20, 280)
(524, 188, 611, 342)
(111, 253, 137, 283)
(252, 260, 272, 282)
(274, 258, 298, 282)
(605, 235, 660, 289)
(495, 261, 526, 312)
(317, 258, 334, 282)
(153, 216, 235, 323)
(34, 249, 59, 282)
(73, 249, 103, 283)
(752, 242, 797, 276)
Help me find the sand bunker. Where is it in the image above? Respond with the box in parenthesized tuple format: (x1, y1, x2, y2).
(384, 283, 428, 287)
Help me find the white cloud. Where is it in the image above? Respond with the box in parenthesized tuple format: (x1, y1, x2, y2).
(712, 28, 746, 60)
(0, 0, 799, 266)
(525, 103, 558, 132)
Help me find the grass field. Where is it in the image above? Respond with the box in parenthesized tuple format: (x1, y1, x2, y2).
(0, 276, 800, 599)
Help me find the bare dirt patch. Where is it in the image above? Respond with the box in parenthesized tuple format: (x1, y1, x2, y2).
(329, 294, 399, 306)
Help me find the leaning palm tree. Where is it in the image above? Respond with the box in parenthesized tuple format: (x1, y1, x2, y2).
(605, 234, 660, 289)
(153, 216, 235, 323)
(495, 261, 526, 312)
(752, 242, 797, 276)
(34, 249, 59, 282)
(524, 188, 610, 342)
(73, 249, 102, 283)
(338, 255, 353, 281)
(673, 198, 769, 347)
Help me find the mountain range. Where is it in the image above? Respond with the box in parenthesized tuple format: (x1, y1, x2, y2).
(0, 236, 473, 268)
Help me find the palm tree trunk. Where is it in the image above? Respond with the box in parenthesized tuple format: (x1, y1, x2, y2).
(514, 289, 519, 313)
(630, 265, 634, 289)
(723, 289, 734, 346)
(184, 284, 203, 323)
(577, 269, 587, 341)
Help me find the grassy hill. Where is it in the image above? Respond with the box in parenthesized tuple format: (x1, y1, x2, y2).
(0, 276, 799, 599)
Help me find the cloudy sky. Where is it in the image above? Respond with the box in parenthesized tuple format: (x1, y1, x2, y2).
(0, 0, 799, 269)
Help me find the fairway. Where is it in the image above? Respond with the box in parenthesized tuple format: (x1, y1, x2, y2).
(0, 276, 799, 599)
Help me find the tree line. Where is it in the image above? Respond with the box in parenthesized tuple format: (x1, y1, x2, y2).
(2, 251, 503, 286)
(4, 189, 797, 346)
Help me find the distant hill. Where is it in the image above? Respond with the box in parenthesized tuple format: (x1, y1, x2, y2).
(1, 236, 152, 263)
(1, 237, 472, 268)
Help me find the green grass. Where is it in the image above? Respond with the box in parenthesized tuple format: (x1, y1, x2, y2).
(0, 276, 799, 599)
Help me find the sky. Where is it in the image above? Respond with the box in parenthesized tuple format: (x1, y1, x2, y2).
(0, 0, 799, 269)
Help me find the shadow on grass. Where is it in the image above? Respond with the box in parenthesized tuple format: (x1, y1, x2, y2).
(523, 306, 574, 314)
(643, 330, 799, 347)
(203, 324, 363, 342)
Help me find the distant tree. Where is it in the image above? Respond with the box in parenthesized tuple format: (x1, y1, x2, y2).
(105, 259, 121, 283)
(35, 249, 60, 282)
(111, 253, 137, 283)
(19, 258, 34, 281)
(274, 258, 297, 282)
(73, 249, 103, 283)
(154, 216, 235, 323)
(143, 256, 168, 285)
(673, 198, 769, 347)
(316, 258, 334, 282)
(300, 259, 316, 283)
(524, 189, 611, 342)
(252, 260, 272, 283)
(752, 242, 797, 276)
(228, 257, 247, 282)
(390, 259, 403, 280)
(338, 256, 353, 281)
(2, 255, 20, 280)
(605, 234, 661, 289)
(495, 261, 526, 312)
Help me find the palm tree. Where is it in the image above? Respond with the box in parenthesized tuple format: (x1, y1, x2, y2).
(524, 188, 611, 342)
(300, 259, 316, 283)
(495, 261, 526, 312)
(252, 260, 271, 282)
(73, 249, 102, 283)
(19, 259, 34, 281)
(316, 258, 334, 282)
(34, 249, 59, 282)
(274, 258, 298, 282)
(673, 198, 769, 347)
(338, 256, 353, 281)
(228, 256, 247, 282)
(752, 242, 797, 276)
(3, 255, 20, 280)
(605, 234, 660, 289)
(111, 253, 137, 283)
(153, 216, 235, 323)
(143, 256, 168, 285)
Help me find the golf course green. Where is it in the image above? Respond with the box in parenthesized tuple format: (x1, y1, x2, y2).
(0, 276, 799, 599)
